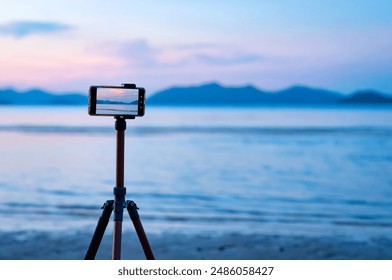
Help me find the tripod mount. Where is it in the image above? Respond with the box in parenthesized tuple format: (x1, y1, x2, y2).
(84, 116, 154, 260)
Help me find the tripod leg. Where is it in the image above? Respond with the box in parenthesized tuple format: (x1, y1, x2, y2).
(126, 201, 155, 260)
(84, 200, 114, 260)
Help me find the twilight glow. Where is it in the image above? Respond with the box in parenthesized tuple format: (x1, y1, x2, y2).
(0, 0, 391, 94)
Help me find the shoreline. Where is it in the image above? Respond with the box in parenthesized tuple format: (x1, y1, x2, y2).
(1, 230, 391, 260)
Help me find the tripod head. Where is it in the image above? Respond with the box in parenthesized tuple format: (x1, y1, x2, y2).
(114, 116, 134, 131)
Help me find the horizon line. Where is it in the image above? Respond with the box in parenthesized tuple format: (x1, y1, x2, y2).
(1, 82, 392, 97)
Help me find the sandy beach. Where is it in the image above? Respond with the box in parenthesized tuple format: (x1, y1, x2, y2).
(1, 230, 391, 260)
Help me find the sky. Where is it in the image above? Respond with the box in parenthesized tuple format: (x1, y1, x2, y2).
(97, 88, 138, 103)
(0, 0, 391, 95)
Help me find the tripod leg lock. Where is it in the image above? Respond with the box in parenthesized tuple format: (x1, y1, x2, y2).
(126, 200, 140, 220)
(101, 200, 114, 209)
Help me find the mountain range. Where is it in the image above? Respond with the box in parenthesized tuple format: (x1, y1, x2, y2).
(147, 83, 392, 105)
(0, 88, 86, 105)
(1, 83, 392, 106)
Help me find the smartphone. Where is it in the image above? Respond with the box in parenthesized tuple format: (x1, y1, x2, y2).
(88, 85, 145, 117)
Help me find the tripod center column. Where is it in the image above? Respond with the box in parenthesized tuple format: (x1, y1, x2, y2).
(113, 117, 127, 260)
(115, 118, 126, 187)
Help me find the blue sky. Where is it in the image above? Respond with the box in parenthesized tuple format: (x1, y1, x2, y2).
(0, 0, 391, 94)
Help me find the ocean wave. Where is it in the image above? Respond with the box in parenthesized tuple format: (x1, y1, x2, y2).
(1, 124, 392, 136)
(1, 201, 391, 230)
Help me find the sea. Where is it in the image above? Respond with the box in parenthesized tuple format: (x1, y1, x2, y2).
(0, 105, 391, 239)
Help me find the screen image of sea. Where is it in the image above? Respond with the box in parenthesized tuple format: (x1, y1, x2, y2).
(96, 103, 138, 115)
(96, 87, 138, 115)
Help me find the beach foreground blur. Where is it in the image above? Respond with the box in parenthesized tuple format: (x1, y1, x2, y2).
(1, 230, 391, 260)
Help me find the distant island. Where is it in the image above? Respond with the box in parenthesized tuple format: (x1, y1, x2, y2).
(338, 90, 392, 104)
(1, 83, 392, 106)
(0, 88, 86, 105)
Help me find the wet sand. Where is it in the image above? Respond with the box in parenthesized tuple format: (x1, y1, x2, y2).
(1, 230, 391, 260)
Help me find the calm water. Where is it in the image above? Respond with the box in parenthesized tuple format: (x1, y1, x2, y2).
(0, 106, 392, 239)
(96, 104, 138, 115)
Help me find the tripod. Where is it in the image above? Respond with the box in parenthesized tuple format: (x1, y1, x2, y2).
(84, 117, 155, 260)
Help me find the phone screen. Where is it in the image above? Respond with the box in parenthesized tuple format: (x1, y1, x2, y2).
(96, 87, 139, 115)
